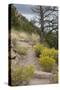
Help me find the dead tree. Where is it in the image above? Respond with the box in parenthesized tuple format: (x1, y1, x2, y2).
(32, 6, 58, 43)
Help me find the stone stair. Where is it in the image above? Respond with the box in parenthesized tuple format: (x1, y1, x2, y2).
(29, 70, 52, 85)
(34, 70, 52, 79)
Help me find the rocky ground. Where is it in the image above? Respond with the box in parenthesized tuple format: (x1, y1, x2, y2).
(11, 39, 53, 85)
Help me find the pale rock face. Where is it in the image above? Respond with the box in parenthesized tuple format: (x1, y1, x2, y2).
(11, 48, 16, 59)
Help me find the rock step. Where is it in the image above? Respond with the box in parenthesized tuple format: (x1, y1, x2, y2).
(34, 71, 52, 79)
(29, 78, 51, 85)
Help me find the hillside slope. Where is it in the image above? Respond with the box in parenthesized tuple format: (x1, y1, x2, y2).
(11, 5, 40, 34)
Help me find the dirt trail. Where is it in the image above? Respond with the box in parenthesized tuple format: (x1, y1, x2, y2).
(20, 47, 41, 70)
(12, 41, 52, 84)
(15, 41, 40, 70)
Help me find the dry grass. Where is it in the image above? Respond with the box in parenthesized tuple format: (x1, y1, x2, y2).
(11, 29, 40, 42)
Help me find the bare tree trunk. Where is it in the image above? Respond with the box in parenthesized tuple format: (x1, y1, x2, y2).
(39, 6, 44, 43)
(40, 31, 45, 43)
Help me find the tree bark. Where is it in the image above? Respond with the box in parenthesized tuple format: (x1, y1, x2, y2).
(39, 6, 45, 43)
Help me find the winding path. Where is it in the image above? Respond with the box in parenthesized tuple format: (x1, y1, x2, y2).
(12, 40, 52, 84)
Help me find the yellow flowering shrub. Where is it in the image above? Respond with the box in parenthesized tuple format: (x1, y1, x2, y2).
(41, 48, 58, 63)
(39, 56, 56, 72)
(33, 43, 44, 57)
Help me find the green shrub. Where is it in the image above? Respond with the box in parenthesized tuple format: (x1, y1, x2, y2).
(33, 43, 44, 57)
(22, 65, 34, 82)
(41, 48, 58, 64)
(45, 31, 58, 49)
(50, 48, 58, 64)
(50, 71, 58, 83)
(16, 46, 28, 55)
(11, 65, 34, 86)
(39, 56, 56, 72)
(11, 67, 23, 85)
(40, 47, 50, 57)
(49, 48, 57, 59)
